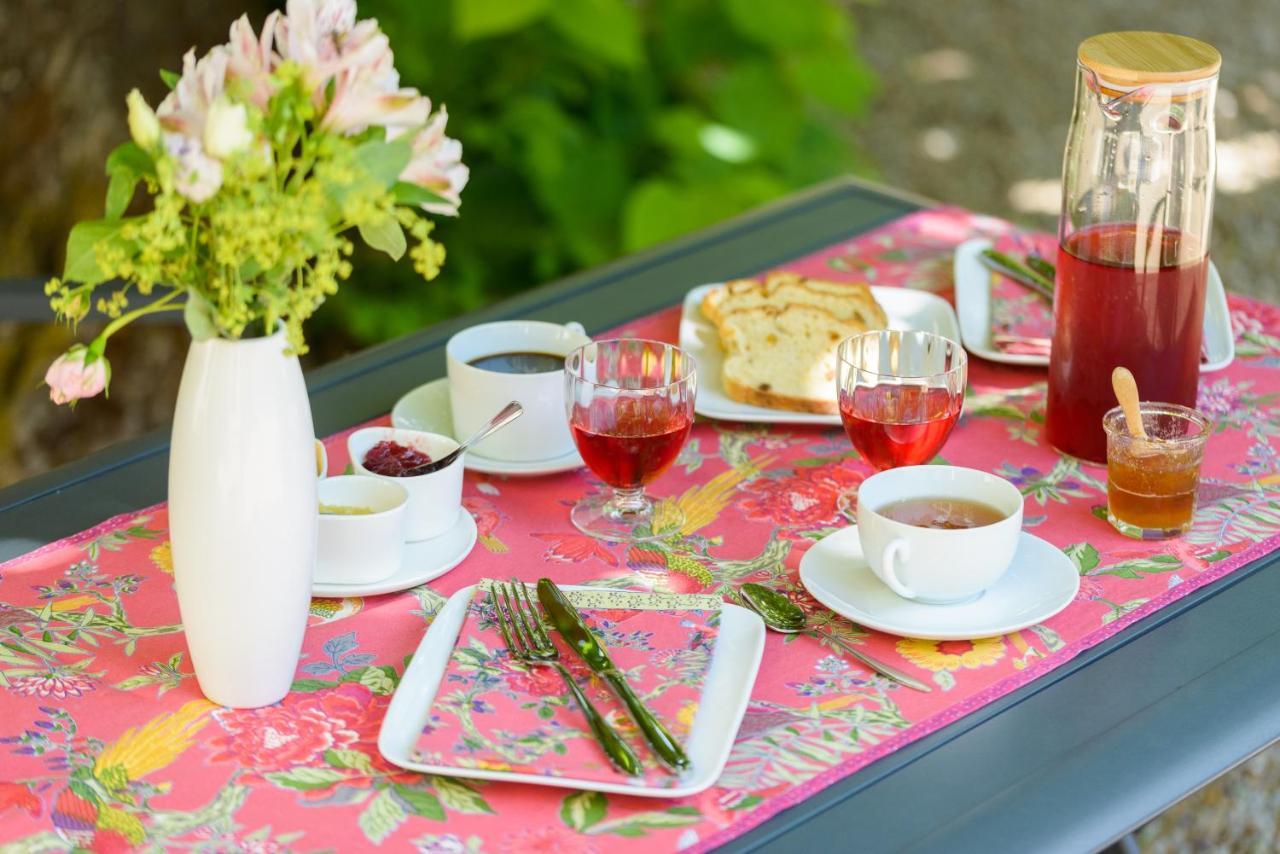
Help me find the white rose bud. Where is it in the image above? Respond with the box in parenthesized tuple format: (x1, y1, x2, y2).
(203, 97, 253, 160)
(126, 89, 160, 150)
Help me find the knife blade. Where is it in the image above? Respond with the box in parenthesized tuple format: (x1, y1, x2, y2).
(536, 578, 691, 772)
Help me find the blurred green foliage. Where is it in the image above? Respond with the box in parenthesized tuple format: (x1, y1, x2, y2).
(325, 0, 876, 343)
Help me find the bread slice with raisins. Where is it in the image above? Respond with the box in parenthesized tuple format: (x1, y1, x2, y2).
(700, 272, 886, 330)
(718, 302, 868, 414)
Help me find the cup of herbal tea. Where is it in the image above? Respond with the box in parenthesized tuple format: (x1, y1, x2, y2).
(855, 465, 1025, 604)
(446, 320, 591, 462)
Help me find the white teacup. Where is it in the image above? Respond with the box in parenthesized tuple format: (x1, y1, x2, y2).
(347, 427, 463, 542)
(316, 476, 407, 585)
(447, 320, 590, 462)
(856, 466, 1025, 605)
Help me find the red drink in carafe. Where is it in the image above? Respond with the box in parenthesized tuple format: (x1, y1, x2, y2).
(1045, 224, 1208, 463)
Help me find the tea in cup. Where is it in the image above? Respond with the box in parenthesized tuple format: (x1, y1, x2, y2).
(447, 320, 590, 462)
(855, 465, 1024, 604)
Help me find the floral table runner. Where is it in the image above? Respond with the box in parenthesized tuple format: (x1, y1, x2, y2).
(4, 206, 1280, 852)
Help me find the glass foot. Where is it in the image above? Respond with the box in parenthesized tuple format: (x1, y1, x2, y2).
(570, 491, 684, 544)
(1107, 510, 1189, 540)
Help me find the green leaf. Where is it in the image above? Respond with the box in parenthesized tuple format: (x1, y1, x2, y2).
(63, 219, 125, 284)
(358, 789, 406, 844)
(1097, 555, 1183, 578)
(105, 173, 138, 220)
(393, 784, 445, 820)
(720, 0, 830, 49)
(160, 68, 180, 89)
(453, 0, 549, 39)
(324, 748, 374, 772)
(1063, 542, 1100, 575)
(548, 0, 643, 68)
(351, 138, 413, 189)
(289, 678, 333, 693)
(264, 767, 346, 791)
(358, 214, 407, 261)
(432, 777, 494, 815)
(183, 291, 219, 341)
(584, 807, 701, 836)
(356, 664, 398, 695)
(393, 181, 450, 209)
(560, 790, 607, 831)
(1203, 549, 1232, 562)
(106, 142, 154, 181)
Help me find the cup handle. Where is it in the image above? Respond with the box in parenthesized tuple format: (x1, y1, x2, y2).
(565, 321, 588, 337)
(879, 538, 916, 599)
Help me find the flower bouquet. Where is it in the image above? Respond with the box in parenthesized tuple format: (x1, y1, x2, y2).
(42, 0, 468, 708)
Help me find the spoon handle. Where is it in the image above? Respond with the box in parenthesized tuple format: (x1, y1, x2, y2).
(809, 630, 932, 693)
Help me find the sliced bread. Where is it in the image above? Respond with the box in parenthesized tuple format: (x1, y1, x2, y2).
(718, 302, 864, 413)
(700, 272, 886, 330)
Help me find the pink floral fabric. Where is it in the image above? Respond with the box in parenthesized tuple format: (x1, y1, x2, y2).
(413, 583, 720, 787)
(4, 206, 1280, 852)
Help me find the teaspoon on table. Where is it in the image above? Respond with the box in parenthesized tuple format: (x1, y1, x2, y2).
(402, 401, 524, 476)
(738, 582, 931, 693)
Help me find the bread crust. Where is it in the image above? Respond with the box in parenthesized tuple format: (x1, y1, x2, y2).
(722, 372, 839, 414)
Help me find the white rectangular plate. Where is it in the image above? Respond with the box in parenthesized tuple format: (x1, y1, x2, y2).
(377, 584, 765, 798)
(953, 237, 1234, 371)
(680, 283, 964, 426)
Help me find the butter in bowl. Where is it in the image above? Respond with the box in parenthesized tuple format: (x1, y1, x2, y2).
(316, 475, 408, 586)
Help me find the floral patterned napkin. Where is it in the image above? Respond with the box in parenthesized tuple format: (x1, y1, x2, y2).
(414, 581, 722, 787)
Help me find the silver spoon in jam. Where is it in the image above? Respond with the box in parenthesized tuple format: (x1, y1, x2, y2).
(403, 401, 523, 476)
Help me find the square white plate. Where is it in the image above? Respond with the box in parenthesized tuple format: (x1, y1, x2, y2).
(953, 237, 1234, 371)
(377, 584, 765, 798)
(680, 282, 964, 426)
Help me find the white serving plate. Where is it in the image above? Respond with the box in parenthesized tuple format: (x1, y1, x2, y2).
(312, 511, 477, 598)
(680, 283, 964, 426)
(378, 584, 765, 798)
(953, 237, 1234, 371)
(799, 525, 1079, 641)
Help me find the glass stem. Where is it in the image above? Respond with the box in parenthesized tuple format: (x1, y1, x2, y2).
(609, 487, 648, 515)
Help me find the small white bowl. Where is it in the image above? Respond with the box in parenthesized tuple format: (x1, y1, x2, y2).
(316, 476, 408, 585)
(347, 427, 464, 542)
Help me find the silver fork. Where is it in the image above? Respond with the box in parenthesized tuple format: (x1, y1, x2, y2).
(490, 580, 643, 777)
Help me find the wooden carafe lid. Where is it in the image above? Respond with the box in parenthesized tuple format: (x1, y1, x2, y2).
(1078, 31, 1220, 88)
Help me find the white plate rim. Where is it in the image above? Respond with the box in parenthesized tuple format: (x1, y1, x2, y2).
(391, 378, 585, 476)
(953, 237, 1235, 372)
(376, 584, 766, 797)
(312, 511, 478, 597)
(798, 525, 1079, 640)
(679, 282, 964, 426)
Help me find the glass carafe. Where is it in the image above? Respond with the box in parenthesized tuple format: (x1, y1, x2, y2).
(1045, 32, 1220, 463)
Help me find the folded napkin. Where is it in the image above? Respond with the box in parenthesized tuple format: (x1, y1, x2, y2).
(414, 580, 722, 786)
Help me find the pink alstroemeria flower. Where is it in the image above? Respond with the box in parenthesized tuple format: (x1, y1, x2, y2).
(157, 46, 230, 140)
(399, 106, 469, 216)
(226, 11, 281, 110)
(274, 0, 356, 95)
(44, 349, 109, 405)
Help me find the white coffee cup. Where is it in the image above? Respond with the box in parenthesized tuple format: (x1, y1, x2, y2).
(347, 427, 463, 542)
(446, 320, 590, 462)
(856, 466, 1024, 605)
(316, 475, 407, 585)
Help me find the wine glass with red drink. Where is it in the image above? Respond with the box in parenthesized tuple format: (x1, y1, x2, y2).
(837, 330, 967, 470)
(565, 339, 697, 543)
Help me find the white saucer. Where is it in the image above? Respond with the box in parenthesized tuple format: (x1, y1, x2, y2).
(798, 525, 1079, 640)
(312, 510, 478, 597)
(391, 378, 584, 476)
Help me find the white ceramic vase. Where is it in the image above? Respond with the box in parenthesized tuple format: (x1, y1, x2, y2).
(169, 329, 316, 708)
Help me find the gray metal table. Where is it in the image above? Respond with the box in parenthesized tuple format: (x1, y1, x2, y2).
(3, 178, 1278, 853)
